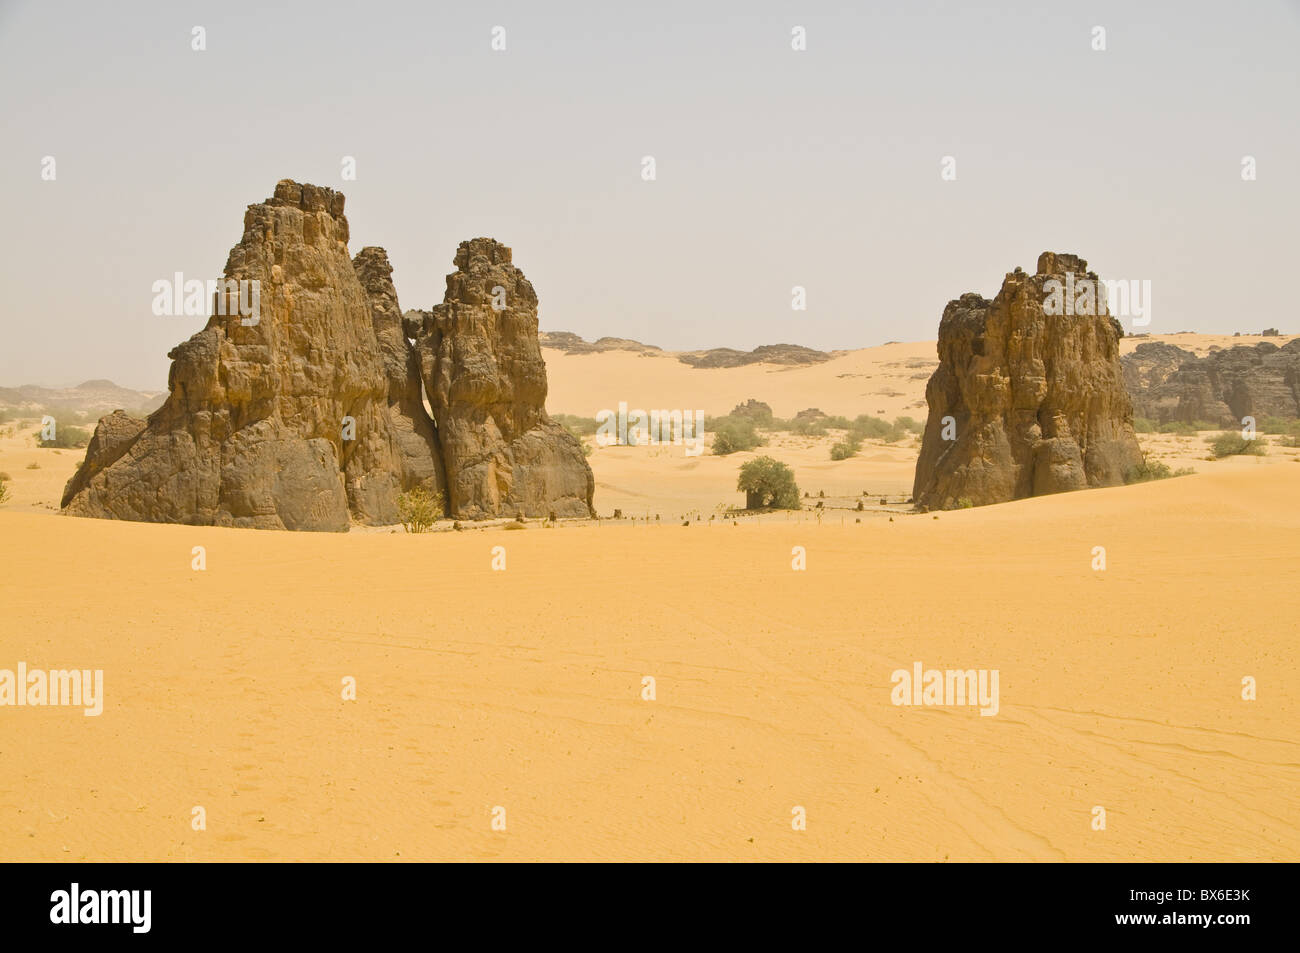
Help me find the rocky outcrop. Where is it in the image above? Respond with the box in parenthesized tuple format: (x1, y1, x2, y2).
(678, 343, 831, 369)
(1121, 341, 1196, 417)
(913, 253, 1143, 510)
(1122, 340, 1300, 425)
(538, 331, 662, 355)
(410, 239, 594, 520)
(59, 410, 147, 509)
(63, 182, 592, 529)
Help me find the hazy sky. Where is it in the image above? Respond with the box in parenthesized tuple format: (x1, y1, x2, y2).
(1, 0, 1297, 388)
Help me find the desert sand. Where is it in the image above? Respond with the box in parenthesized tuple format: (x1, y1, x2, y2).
(1, 335, 1297, 860)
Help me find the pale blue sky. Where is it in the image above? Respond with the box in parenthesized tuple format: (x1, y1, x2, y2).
(1, 0, 1297, 388)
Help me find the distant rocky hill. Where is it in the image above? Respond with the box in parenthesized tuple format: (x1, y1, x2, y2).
(540, 332, 832, 369)
(538, 331, 662, 355)
(677, 343, 832, 368)
(0, 380, 166, 415)
(1122, 340, 1300, 425)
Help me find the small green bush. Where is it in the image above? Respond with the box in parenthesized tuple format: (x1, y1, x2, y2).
(1208, 432, 1266, 458)
(1159, 421, 1196, 435)
(552, 413, 598, 437)
(956, 497, 974, 509)
(1125, 457, 1196, 483)
(893, 416, 923, 434)
(398, 486, 444, 533)
(711, 416, 763, 455)
(1258, 416, 1300, 436)
(1132, 417, 1156, 433)
(35, 423, 91, 449)
(788, 418, 827, 437)
(830, 442, 856, 461)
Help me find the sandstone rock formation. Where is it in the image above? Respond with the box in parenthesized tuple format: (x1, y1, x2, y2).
(913, 253, 1143, 510)
(352, 246, 445, 503)
(62, 182, 593, 529)
(1120, 341, 1196, 414)
(1122, 339, 1300, 425)
(409, 239, 595, 519)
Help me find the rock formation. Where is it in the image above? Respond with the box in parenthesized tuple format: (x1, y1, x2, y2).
(1122, 339, 1300, 425)
(62, 181, 593, 529)
(1120, 341, 1196, 416)
(677, 343, 831, 369)
(913, 253, 1143, 510)
(408, 239, 595, 519)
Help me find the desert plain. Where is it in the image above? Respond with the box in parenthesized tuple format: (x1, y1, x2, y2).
(1, 334, 1297, 860)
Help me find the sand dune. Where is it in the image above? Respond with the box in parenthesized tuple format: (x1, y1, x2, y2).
(1, 465, 1296, 860)
(1, 334, 1297, 860)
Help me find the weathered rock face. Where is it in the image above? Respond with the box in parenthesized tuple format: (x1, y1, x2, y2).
(352, 246, 445, 502)
(1121, 341, 1196, 419)
(410, 239, 595, 519)
(913, 252, 1143, 510)
(63, 183, 593, 529)
(65, 181, 401, 529)
(1122, 340, 1300, 425)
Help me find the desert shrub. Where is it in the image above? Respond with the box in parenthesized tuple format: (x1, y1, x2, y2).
(0, 478, 9, 504)
(0, 408, 13, 424)
(737, 456, 800, 510)
(1190, 420, 1218, 432)
(850, 415, 893, 439)
(822, 415, 852, 431)
(552, 413, 598, 437)
(711, 416, 763, 455)
(26, 461, 40, 470)
(397, 486, 444, 534)
(788, 418, 827, 437)
(1258, 416, 1300, 436)
(893, 416, 923, 434)
(1208, 432, 1266, 458)
(1132, 417, 1156, 433)
(956, 497, 974, 509)
(1159, 421, 1196, 435)
(1125, 456, 1195, 483)
(35, 423, 91, 448)
(729, 399, 773, 427)
(830, 441, 857, 461)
